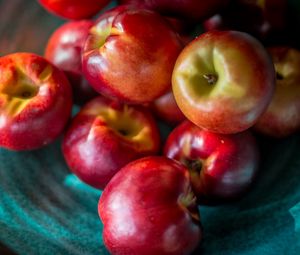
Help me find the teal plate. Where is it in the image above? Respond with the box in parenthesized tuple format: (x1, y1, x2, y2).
(1, 134, 300, 255)
(0, 0, 300, 254)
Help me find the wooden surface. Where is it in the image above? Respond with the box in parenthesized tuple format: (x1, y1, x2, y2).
(0, 0, 63, 56)
(1, 1, 300, 255)
(0, 0, 63, 253)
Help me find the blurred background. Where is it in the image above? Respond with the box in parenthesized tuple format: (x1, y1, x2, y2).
(1, 0, 300, 254)
(0, 0, 63, 56)
(1, 0, 300, 56)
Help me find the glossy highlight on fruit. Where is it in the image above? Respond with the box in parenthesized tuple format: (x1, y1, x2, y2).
(254, 47, 300, 137)
(45, 20, 97, 105)
(152, 90, 186, 125)
(82, 6, 183, 104)
(0, 53, 72, 150)
(62, 96, 160, 189)
(99, 156, 202, 255)
(38, 0, 111, 19)
(172, 30, 275, 134)
(164, 120, 260, 204)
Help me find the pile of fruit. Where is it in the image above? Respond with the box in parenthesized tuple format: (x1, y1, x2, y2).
(1, 0, 300, 254)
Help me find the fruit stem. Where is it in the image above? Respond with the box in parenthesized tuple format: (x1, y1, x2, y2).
(21, 91, 32, 98)
(178, 187, 200, 223)
(203, 74, 217, 85)
(118, 129, 129, 136)
(183, 159, 202, 174)
(276, 72, 284, 80)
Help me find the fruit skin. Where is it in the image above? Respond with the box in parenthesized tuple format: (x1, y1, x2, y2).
(62, 96, 160, 189)
(119, 0, 229, 22)
(152, 90, 185, 125)
(45, 20, 97, 105)
(254, 47, 300, 138)
(82, 6, 183, 104)
(0, 53, 72, 151)
(172, 30, 275, 134)
(99, 156, 202, 255)
(164, 16, 191, 35)
(38, 0, 111, 20)
(164, 121, 259, 204)
(203, 0, 287, 40)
